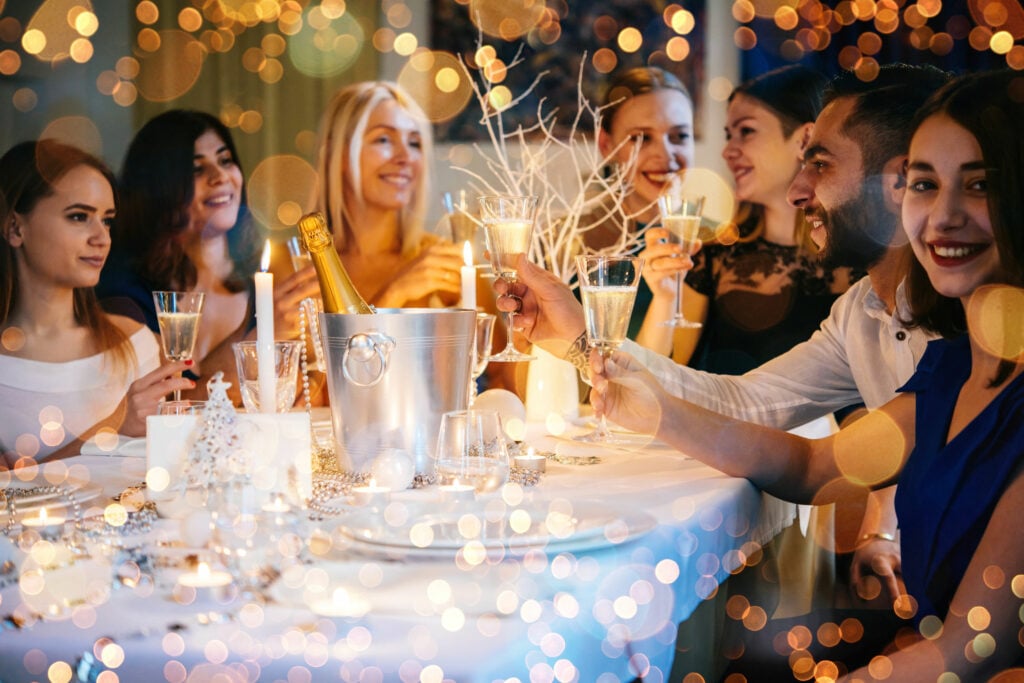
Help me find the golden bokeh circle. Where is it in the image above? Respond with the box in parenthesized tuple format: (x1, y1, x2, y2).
(468, 0, 545, 41)
(247, 155, 318, 232)
(966, 285, 1024, 362)
(135, 30, 205, 103)
(398, 50, 473, 124)
(39, 116, 103, 157)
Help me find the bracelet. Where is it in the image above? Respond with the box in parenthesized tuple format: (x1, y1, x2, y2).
(859, 532, 897, 543)
(563, 331, 591, 384)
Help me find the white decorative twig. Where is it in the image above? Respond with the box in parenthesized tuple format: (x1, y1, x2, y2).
(451, 38, 649, 287)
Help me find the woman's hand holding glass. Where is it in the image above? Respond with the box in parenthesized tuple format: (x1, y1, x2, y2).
(638, 227, 697, 300)
(120, 360, 196, 435)
(375, 239, 463, 308)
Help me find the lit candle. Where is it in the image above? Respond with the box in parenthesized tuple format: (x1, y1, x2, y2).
(439, 478, 476, 504)
(311, 586, 371, 618)
(255, 240, 276, 414)
(514, 447, 546, 473)
(460, 240, 476, 310)
(177, 561, 232, 589)
(21, 507, 66, 531)
(351, 478, 390, 507)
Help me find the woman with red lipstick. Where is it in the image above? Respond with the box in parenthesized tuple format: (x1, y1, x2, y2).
(638, 66, 861, 370)
(99, 110, 319, 402)
(0, 140, 190, 464)
(591, 70, 1024, 678)
(313, 81, 462, 308)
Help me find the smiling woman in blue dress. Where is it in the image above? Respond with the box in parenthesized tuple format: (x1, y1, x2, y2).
(0, 140, 190, 464)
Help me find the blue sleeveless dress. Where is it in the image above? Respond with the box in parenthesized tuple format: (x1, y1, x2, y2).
(895, 335, 1024, 622)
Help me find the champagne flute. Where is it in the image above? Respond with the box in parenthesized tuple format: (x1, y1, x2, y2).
(469, 312, 496, 406)
(153, 291, 205, 401)
(478, 195, 538, 363)
(657, 188, 705, 329)
(574, 255, 644, 443)
(442, 190, 477, 245)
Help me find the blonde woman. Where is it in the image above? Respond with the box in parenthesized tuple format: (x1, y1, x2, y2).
(314, 81, 462, 307)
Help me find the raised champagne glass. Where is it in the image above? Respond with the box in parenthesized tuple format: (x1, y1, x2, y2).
(574, 255, 644, 443)
(657, 187, 705, 329)
(153, 291, 205, 401)
(478, 195, 538, 363)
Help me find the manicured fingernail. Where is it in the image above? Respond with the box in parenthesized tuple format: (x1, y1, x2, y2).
(185, 359, 194, 366)
(190, 381, 197, 387)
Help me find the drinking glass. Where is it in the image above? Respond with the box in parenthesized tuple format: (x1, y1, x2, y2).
(434, 409, 510, 493)
(442, 190, 477, 245)
(478, 195, 538, 362)
(469, 312, 496, 406)
(286, 236, 313, 272)
(575, 255, 644, 443)
(657, 189, 705, 328)
(232, 340, 302, 412)
(153, 291, 205, 401)
(158, 400, 207, 416)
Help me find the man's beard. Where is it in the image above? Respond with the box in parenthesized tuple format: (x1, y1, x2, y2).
(817, 177, 899, 271)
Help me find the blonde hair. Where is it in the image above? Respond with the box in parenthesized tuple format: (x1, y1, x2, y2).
(314, 81, 433, 256)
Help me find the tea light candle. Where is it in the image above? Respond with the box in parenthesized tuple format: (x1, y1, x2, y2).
(21, 507, 66, 532)
(255, 240, 275, 414)
(177, 561, 232, 589)
(351, 479, 390, 507)
(439, 479, 476, 504)
(261, 493, 291, 513)
(311, 586, 371, 618)
(514, 447, 546, 473)
(460, 240, 476, 310)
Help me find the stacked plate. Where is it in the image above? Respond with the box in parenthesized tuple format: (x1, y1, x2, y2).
(335, 499, 657, 560)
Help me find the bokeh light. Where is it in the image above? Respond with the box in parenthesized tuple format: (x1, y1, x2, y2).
(468, 0, 546, 41)
(397, 50, 474, 123)
(247, 154, 319, 232)
(134, 30, 204, 102)
(287, 4, 365, 78)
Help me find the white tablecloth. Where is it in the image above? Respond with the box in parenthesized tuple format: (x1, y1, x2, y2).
(0, 427, 793, 682)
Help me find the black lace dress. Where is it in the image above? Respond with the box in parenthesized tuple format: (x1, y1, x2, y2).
(687, 237, 862, 375)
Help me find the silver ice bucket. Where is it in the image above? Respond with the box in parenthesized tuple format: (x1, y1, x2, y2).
(320, 309, 475, 475)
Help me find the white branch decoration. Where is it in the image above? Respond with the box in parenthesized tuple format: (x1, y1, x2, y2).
(451, 41, 650, 287)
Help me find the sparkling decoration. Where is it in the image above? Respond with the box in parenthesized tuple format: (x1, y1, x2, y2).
(180, 372, 242, 491)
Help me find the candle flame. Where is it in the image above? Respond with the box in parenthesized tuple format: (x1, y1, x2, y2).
(197, 561, 210, 578)
(333, 587, 349, 604)
(260, 239, 272, 272)
(38, 508, 48, 523)
(527, 447, 536, 458)
(463, 240, 473, 266)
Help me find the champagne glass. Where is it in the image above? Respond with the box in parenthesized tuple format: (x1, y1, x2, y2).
(433, 409, 510, 494)
(442, 190, 477, 245)
(153, 291, 205, 401)
(657, 188, 705, 329)
(574, 255, 644, 443)
(469, 312, 496, 406)
(478, 195, 538, 362)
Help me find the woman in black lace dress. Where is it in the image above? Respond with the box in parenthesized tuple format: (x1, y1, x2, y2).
(639, 66, 862, 372)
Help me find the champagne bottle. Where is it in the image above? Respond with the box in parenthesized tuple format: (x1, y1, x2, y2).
(296, 211, 374, 314)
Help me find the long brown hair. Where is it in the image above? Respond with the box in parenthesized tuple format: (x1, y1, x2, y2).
(904, 70, 1024, 387)
(727, 65, 827, 253)
(0, 139, 134, 375)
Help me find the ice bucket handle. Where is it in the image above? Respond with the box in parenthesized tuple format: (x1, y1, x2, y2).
(341, 331, 394, 387)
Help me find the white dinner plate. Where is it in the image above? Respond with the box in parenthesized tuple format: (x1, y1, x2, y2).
(335, 500, 657, 560)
